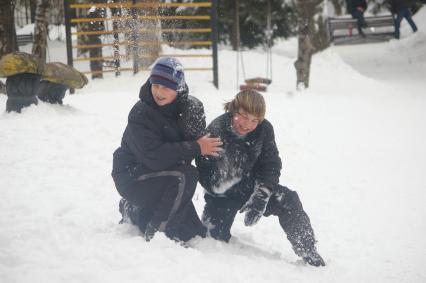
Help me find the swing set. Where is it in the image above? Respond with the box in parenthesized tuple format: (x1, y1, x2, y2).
(236, 0, 273, 92)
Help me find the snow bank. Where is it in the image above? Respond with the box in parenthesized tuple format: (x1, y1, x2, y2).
(2, 7, 426, 283)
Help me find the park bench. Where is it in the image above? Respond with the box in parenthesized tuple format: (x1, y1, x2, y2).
(17, 34, 34, 46)
(326, 15, 396, 45)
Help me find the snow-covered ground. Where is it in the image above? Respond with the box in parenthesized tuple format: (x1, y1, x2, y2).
(1, 9, 425, 283)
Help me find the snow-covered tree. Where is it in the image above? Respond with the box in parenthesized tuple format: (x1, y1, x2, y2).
(32, 0, 50, 62)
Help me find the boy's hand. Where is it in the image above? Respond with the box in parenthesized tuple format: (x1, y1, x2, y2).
(240, 204, 264, 226)
(196, 134, 223, 156)
(239, 187, 272, 226)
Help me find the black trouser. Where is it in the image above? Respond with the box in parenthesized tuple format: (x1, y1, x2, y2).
(351, 10, 367, 36)
(202, 184, 317, 256)
(120, 164, 206, 242)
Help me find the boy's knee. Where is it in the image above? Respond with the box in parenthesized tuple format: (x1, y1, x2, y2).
(169, 164, 198, 201)
(274, 185, 303, 211)
(176, 164, 198, 189)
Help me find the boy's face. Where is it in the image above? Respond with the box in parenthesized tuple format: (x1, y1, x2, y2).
(232, 109, 260, 135)
(151, 84, 178, 106)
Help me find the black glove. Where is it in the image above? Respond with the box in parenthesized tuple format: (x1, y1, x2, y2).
(239, 187, 272, 226)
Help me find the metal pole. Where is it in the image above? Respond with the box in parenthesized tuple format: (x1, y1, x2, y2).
(64, 0, 75, 94)
(266, 0, 272, 80)
(235, 0, 240, 90)
(211, 0, 219, 89)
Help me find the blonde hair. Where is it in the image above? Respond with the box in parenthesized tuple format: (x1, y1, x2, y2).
(224, 90, 266, 121)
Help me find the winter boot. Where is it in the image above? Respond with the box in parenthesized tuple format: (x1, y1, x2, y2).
(301, 247, 325, 267)
(119, 198, 142, 225)
(143, 222, 158, 242)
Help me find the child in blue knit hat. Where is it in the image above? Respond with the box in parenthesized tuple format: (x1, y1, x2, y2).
(112, 57, 222, 242)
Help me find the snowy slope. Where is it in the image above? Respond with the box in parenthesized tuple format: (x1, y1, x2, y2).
(1, 9, 425, 283)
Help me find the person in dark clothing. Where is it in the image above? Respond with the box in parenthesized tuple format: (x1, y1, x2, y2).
(346, 0, 368, 37)
(0, 52, 44, 113)
(112, 57, 222, 242)
(5, 73, 40, 112)
(36, 62, 88, 105)
(387, 0, 418, 39)
(36, 81, 68, 104)
(196, 90, 325, 267)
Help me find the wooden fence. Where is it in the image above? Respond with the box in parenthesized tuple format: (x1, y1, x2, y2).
(64, 0, 218, 88)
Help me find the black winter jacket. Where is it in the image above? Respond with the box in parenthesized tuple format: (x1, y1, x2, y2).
(196, 113, 282, 198)
(386, 0, 409, 14)
(346, 0, 367, 13)
(112, 80, 205, 195)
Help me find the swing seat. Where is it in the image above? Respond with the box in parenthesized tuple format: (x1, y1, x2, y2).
(239, 83, 268, 92)
(240, 77, 271, 92)
(244, 77, 272, 85)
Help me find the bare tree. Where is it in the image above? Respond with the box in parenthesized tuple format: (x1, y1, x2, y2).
(330, 0, 343, 15)
(32, 0, 50, 62)
(0, 0, 19, 57)
(294, 0, 326, 89)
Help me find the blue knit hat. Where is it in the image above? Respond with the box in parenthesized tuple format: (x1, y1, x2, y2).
(149, 57, 185, 92)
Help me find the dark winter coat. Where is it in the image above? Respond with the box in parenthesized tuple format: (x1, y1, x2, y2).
(346, 0, 367, 13)
(112, 80, 205, 196)
(386, 0, 410, 14)
(196, 112, 282, 199)
(36, 80, 68, 104)
(5, 73, 40, 112)
(6, 73, 41, 97)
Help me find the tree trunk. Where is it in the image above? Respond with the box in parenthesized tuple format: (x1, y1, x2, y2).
(32, 0, 50, 62)
(30, 0, 37, 23)
(330, 0, 343, 15)
(86, 5, 105, 79)
(0, 0, 19, 57)
(294, 0, 315, 90)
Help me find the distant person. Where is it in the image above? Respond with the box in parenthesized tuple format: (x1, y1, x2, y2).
(196, 90, 325, 267)
(112, 57, 222, 242)
(387, 0, 418, 39)
(346, 0, 368, 37)
(36, 62, 88, 105)
(0, 52, 43, 113)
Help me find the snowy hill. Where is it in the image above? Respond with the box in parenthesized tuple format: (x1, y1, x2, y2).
(1, 9, 425, 283)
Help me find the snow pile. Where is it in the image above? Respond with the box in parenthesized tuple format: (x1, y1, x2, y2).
(1, 7, 426, 283)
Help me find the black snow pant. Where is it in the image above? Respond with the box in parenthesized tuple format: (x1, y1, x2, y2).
(351, 10, 367, 37)
(119, 164, 206, 242)
(202, 184, 317, 257)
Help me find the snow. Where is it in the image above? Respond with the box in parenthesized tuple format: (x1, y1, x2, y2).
(1, 8, 426, 283)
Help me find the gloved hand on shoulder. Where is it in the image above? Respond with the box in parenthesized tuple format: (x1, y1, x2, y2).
(239, 186, 272, 226)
